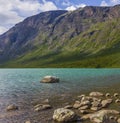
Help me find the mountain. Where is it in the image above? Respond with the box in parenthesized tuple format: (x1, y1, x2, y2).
(0, 5, 120, 68)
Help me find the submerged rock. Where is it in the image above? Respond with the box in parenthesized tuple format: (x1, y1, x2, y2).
(6, 104, 18, 111)
(40, 76, 59, 83)
(53, 108, 77, 122)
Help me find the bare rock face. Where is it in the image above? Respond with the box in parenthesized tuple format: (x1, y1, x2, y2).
(53, 108, 77, 122)
(40, 76, 59, 83)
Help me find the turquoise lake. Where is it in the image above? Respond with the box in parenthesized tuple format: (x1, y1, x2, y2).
(0, 69, 120, 123)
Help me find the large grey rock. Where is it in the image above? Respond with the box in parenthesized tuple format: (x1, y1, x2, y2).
(40, 76, 59, 83)
(53, 108, 77, 122)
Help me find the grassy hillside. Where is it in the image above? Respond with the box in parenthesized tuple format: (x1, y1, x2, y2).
(1, 18, 120, 68)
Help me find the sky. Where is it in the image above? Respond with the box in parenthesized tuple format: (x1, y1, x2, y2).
(0, 0, 120, 35)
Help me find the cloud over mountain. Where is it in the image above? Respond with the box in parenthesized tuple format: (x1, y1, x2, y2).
(0, 0, 58, 35)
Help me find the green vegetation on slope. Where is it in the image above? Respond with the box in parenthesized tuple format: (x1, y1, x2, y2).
(0, 18, 120, 68)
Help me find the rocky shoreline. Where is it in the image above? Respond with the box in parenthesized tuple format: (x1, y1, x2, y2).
(5, 91, 120, 123)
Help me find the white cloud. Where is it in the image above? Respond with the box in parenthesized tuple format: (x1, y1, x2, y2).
(100, 0, 120, 6)
(66, 6, 76, 11)
(111, 0, 120, 4)
(100, 1, 109, 6)
(0, 0, 58, 35)
(66, 4, 86, 11)
(62, 0, 71, 6)
(77, 4, 86, 8)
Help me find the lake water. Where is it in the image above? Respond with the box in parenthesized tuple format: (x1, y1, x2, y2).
(0, 68, 120, 123)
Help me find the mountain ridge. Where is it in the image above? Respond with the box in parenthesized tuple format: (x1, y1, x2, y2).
(0, 5, 120, 67)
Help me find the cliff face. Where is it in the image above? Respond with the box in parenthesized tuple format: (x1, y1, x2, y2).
(0, 5, 120, 67)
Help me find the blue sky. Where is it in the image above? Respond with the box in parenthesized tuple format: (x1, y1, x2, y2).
(0, 0, 120, 34)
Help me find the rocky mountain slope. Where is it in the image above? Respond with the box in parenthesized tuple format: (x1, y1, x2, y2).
(0, 5, 120, 67)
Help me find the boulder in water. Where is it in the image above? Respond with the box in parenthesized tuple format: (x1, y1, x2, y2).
(40, 76, 59, 83)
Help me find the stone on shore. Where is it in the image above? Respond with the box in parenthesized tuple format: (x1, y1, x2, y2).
(90, 110, 119, 123)
(40, 76, 59, 83)
(53, 108, 77, 122)
(82, 110, 119, 123)
(115, 99, 120, 104)
(101, 99, 113, 108)
(89, 92, 104, 97)
(114, 93, 119, 98)
(34, 104, 52, 111)
(91, 106, 102, 111)
(6, 104, 18, 111)
(117, 118, 120, 123)
(106, 93, 111, 97)
(25, 121, 31, 123)
(64, 105, 73, 109)
(79, 105, 89, 110)
(73, 101, 81, 109)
